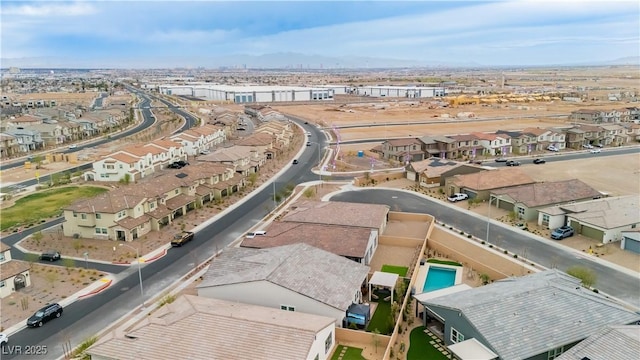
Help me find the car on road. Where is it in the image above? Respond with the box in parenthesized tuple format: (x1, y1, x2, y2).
(27, 303, 63, 327)
(447, 193, 469, 202)
(533, 158, 546, 164)
(40, 250, 61, 262)
(468, 159, 483, 165)
(245, 230, 267, 239)
(0, 333, 7, 347)
(495, 157, 507, 162)
(292, 159, 299, 164)
(306, 142, 311, 146)
(547, 145, 559, 152)
(171, 231, 195, 247)
(505, 160, 521, 166)
(590, 148, 601, 154)
(69, 144, 77, 149)
(551, 225, 575, 240)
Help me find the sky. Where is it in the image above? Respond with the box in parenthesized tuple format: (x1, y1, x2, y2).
(1, 0, 639, 68)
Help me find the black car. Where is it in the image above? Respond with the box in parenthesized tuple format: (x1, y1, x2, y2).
(168, 162, 183, 169)
(533, 158, 546, 164)
(505, 160, 521, 166)
(292, 159, 299, 164)
(27, 303, 63, 327)
(175, 160, 189, 167)
(40, 250, 61, 262)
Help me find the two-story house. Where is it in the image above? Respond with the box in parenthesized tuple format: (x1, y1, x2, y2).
(496, 130, 537, 154)
(0, 242, 31, 299)
(418, 135, 457, 159)
(471, 132, 512, 156)
(448, 133, 483, 159)
(599, 124, 626, 146)
(0, 133, 19, 158)
(380, 138, 424, 162)
(570, 109, 604, 123)
(236, 133, 276, 159)
(198, 145, 266, 176)
(4, 127, 44, 153)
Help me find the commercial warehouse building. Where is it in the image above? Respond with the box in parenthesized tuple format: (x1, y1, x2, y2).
(319, 85, 447, 98)
(158, 84, 334, 103)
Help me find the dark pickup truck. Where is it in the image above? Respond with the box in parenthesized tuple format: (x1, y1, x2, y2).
(171, 231, 194, 247)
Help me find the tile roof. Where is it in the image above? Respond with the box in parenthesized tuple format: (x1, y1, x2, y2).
(557, 325, 640, 360)
(241, 222, 374, 258)
(235, 132, 274, 146)
(409, 158, 464, 177)
(0, 260, 30, 281)
(451, 168, 535, 191)
(87, 295, 335, 360)
(491, 179, 602, 208)
(422, 270, 640, 360)
(558, 195, 640, 229)
(115, 214, 150, 230)
(63, 192, 146, 213)
(197, 243, 370, 310)
(385, 138, 422, 147)
(282, 200, 389, 229)
(200, 146, 255, 162)
(108, 152, 140, 164)
(164, 194, 196, 210)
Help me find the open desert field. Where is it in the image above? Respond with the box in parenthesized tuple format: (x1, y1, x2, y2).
(12, 91, 99, 107)
(518, 152, 640, 196)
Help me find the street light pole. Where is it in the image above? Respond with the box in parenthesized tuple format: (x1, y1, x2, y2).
(117, 243, 144, 309)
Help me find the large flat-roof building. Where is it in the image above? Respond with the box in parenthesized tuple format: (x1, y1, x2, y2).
(158, 84, 334, 103)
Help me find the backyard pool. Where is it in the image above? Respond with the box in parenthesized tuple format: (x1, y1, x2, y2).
(423, 266, 457, 293)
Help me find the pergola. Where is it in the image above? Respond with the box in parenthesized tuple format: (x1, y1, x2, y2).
(368, 271, 399, 302)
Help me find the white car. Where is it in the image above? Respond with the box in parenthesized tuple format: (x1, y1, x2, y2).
(447, 193, 469, 202)
(69, 144, 77, 149)
(245, 230, 267, 239)
(547, 145, 559, 152)
(590, 148, 601, 154)
(582, 144, 593, 149)
(199, 149, 210, 155)
(0, 332, 8, 347)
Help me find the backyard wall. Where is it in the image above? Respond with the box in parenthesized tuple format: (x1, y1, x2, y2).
(354, 171, 405, 187)
(334, 328, 391, 357)
(379, 235, 423, 248)
(428, 226, 537, 281)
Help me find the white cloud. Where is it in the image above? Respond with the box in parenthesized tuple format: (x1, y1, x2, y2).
(1, 2, 97, 17)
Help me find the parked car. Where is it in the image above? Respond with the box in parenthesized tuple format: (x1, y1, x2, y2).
(168, 162, 183, 169)
(590, 148, 601, 154)
(40, 250, 61, 262)
(199, 149, 210, 155)
(27, 303, 63, 327)
(515, 222, 528, 231)
(582, 144, 593, 149)
(0, 333, 7, 347)
(245, 230, 267, 239)
(533, 158, 546, 164)
(68, 144, 77, 149)
(292, 159, 299, 164)
(505, 160, 521, 166)
(547, 145, 559, 152)
(175, 160, 189, 167)
(447, 193, 469, 202)
(495, 157, 507, 162)
(594, 143, 604, 147)
(551, 225, 575, 240)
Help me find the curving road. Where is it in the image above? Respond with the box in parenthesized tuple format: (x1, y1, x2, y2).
(2, 115, 326, 360)
(330, 189, 640, 309)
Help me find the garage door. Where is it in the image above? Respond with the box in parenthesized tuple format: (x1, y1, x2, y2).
(407, 171, 416, 181)
(581, 225, 604, 242)
(498, 200, 513, 211)
(624, 238, 640, 254)
(462, 189, 477, 199)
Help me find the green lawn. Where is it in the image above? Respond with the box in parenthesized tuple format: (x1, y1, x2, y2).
(366, 298, 392, 335)
(426, 258, 462, 267)
(1, 186, 109, 230)
(381, 264, 409, 277)
(407, 326, 449, 360)
(330, 346, 366, 360)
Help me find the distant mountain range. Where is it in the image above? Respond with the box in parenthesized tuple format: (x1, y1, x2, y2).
(1, 53, 638, 69)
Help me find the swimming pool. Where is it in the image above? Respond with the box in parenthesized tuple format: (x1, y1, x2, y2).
(423, 266, 457, 293)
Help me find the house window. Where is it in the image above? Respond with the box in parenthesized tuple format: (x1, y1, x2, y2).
(101, 228, 107, 234)
(280, 305, 295, 311)
(632, 224, 637, 229)
(96, 214, 101, 219)
(450, 327, 464, 343)
(542, 214, 550, 225)
(73, 212, 77, 217)
(81, 214, 87, 220)
(517, 207, 525, 218)
(325, 332, 333, 353)
(119, 164, 123, 169)
(95, 228, 101, 234)
(0, 253, 4, 262)
(548, 346, 565, 359)
(0, 280, 4, 288)
(150, 203, 155, 209)
(175, 189, 179, 194)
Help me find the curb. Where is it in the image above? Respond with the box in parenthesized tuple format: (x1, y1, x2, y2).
(142, 248, 167, 263)
(78, 278, 113, 299)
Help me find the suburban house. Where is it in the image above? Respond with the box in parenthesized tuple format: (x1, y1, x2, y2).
(570, 109, 605, 123)
(197, 243, 370, 326)
(599, 124, 626, 146)
(169, 124, 226, 156)
(537, 195, 640, 243)
(556, 325, 640, 360)
(197, 145, 266, 176)
(471, 132, 512, 156)
(447, 133, 485, 159)
(565, 128, 587, 149)
(85, 139, 187, 182)
(235, 132, 277, 159)
(281, 200, 390, 234)
(418, 270, 640, 360)
(573, 124, 605, 147)
(620, 230, 640, 254)
(86, 295, 337, 360)
(489, 179, 602, 221)
(65, 163, 240, 241)
(522, 127, 566, 151)
(254, 120, 294, 149)
(241, 221, 378, 265)
(405, 157, 471, 186)
(0, 133, 19, 158)
(0, 242, 31, 299)
(445, 168, 535, 200)
(496, 130, 537, 154)
(418, 135, 457, 159)
(380, 138, 425, 162)
(3, 127, 44, 153)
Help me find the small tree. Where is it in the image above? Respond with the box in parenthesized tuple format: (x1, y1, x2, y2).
(119, 173, 131, 185)
(303, 187, 315, 199)
(247, 172, 258, 187)
(566, 266, 597, 287)
(32, 231, 44, 246)
(73, 239, 83, 254)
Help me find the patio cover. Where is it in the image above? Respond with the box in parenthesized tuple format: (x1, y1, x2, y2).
(368, 271, 399, 302)
(413, 284, 472, 303)
(448, 338, 498, 360)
